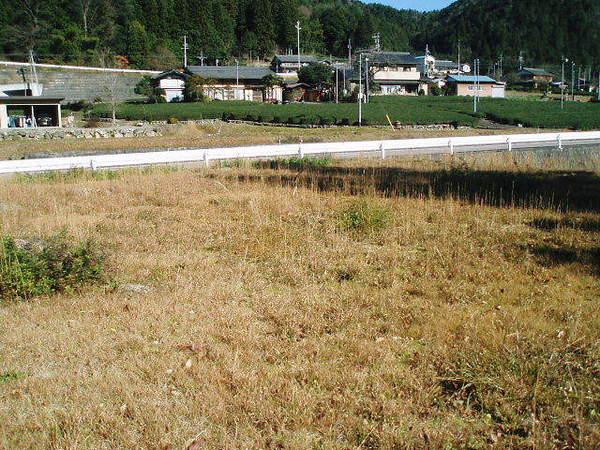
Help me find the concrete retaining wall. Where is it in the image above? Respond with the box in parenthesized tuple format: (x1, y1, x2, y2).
(0, 63, 153, 103)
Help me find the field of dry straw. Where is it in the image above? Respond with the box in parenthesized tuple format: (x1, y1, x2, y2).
(0, 149, 599, 449)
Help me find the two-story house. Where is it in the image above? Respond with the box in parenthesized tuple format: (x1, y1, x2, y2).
(365, 52, 428, 96)
(271, 55, 319, 80)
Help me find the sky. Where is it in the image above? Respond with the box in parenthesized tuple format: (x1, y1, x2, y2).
(363, 0, 455, 11)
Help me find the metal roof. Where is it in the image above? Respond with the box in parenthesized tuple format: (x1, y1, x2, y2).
(273, 55, 318, 64)
(447, 75, 498, 84)
(186, 66, 275, 80)
(0, 96, 64, 104)
(364, 52, 417, 66)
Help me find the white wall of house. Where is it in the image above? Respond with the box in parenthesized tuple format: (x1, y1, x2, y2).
(379, 82, 427, 96)
(159, 78, 185, 102)
(374, 70, 421, 82)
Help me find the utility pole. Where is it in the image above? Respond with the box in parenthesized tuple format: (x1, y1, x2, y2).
(561, 57, 567, 110)
(296, 21, 302, 69)
(518, 51, 524, 70)
(499, 54, 503, 78)
(197, 51, 206, 67)
(28, 49, 39, 96)
(358, 54, 362, 126)
(28, 49, 38, 126)
(372, 33, 381, 52)
(473, 59, 480, 113)
(182, 35, 189, 68)
(235, 59, 239, 99)
(348, 39, 352, 65)
(457, 39, 461, 74)
(571, 62, 575, 101)
(335, 66, 339, 104)
(365, 57, 369, 104)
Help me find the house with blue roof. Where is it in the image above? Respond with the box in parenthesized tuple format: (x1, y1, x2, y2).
(446, 75, 506, 98)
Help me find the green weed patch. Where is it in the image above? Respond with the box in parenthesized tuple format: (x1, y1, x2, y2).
(0, 232, 105, 301)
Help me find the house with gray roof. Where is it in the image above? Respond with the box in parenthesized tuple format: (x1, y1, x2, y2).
(271, 55, 319, 76)
(154, 66, 282, 103)
(360, 52, 428, 96)
(517, 67, 554, 87)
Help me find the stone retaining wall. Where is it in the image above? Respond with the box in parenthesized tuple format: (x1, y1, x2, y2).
(0, 126, 162, 141)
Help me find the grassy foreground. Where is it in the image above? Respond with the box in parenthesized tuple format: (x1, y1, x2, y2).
(1, 152, 599, 448)
(92, 96, 600, 130)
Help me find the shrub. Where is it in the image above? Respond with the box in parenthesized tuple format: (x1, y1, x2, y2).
(278, 156, 332, 170)
(66, 100, 93, 112)
(0, 232, 105, 301)
(167, 117, 180, 125)
(84, 118, 101, 128)
(338, 199, 394, 237)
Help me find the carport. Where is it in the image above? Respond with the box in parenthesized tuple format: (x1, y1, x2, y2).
(0, 96, 64, 129)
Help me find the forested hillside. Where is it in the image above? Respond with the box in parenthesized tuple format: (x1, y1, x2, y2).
(0, 0, 598, 70)
(421, 0, 600, 68)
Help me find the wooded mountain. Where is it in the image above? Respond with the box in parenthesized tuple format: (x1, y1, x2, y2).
(0, 0, 598, 70)
(420, 0, 600, 69)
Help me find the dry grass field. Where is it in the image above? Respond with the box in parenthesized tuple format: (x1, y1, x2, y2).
(0, 122, 530, 161)
(1, 149, 599, 449)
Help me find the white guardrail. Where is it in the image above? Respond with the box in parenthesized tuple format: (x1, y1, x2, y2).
(1, 131, 600, 175)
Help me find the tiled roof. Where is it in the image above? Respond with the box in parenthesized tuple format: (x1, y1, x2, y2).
(186, 66, 275, 80)
(520, 67, 554, 77)
(435, 60, 458, 69)
(273, 55, 318, 64)
(364, 52, 417, 66)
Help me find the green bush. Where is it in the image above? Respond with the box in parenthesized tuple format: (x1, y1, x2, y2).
(0, 232, 105, 301)
(338, 199, 394, 237)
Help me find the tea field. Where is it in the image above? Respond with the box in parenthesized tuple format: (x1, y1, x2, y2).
(91, 96, 600, 130)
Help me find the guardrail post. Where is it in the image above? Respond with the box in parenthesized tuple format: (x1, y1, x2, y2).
(298, 139, 304, 159)
(507, 137, 512, 152)
(90, 159, 96, 171)
(448, 139, 454, 156)
(380, 143, 386, 160)
(204, 151, 210, 167)
(557, 134, 563, 150)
